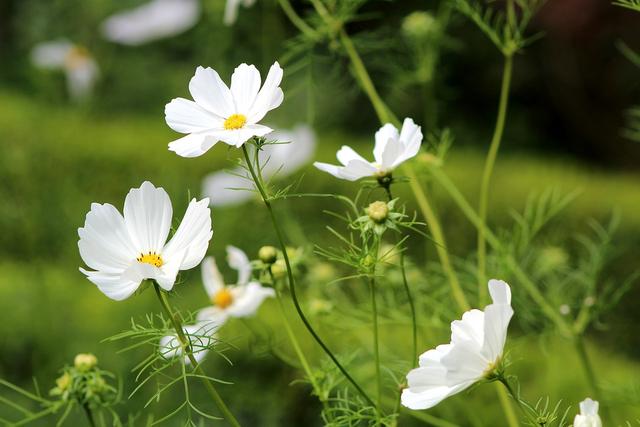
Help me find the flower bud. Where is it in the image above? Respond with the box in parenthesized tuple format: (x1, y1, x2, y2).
(367, 201, 389, 224)
(56, 372, 71, 391)
(258, 246, 278, 264)
(271, 259, 287, 280)
(74, 353, 97, 371)
(402, 11, 437, 40)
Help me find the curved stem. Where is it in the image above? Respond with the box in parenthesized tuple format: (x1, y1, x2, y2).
(153, 284, 241, 427)
(477, 55, 513, 305)
(241, 144, 377, 408)
(494, 383, 519, 427)
(399, 253, 418, 368)
(368, 276, 382, 421)
(276, 0, 317, 39)
(82, 403, 96, 427)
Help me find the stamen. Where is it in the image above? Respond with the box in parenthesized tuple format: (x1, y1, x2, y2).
(137, 252, 164, 267)
(223, 114, 247, 130)
(213, 289, 233, 309)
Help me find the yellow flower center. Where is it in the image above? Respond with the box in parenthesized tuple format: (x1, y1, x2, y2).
(64, 46, 90, 70)
(223, 114, 247, 130)
(137, 252, 164, 267)
(213, 289, 233, 309)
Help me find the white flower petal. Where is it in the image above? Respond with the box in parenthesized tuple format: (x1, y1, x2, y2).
(580, 398, 599, 416)
(342, 160, 378, 179)
(201, 256, 225, 298)
(373, 123, 399, 165)
(80, 268, 141, 301)
(488, 279, 512, 305)
(201, 169, 254, 207)
(263, 124, 316, 176)
(101, 0, 200, 46)
(394, 117, 422, 166)
(380, 135, 404, 169)
(30, 40, 73, 69)
(159, 321, 219, 365)
(402, 367, 470, 410)
(230, 63, 261, 114)
(227, 282, 274, 317)
(66, 59, 99, 100)
(247, 62, 283, 123)
(168, 132, 219, 157)
(336, 145, 370, 166)
(450, 309, 484, 347)
(189, 66, 235, 117)
(225, 246, 252, 285)
(165, 98, 223, 134)
(123, 181, 173, 254)
(440, 340, 489, 385)
(197, 306, 230, 324)
(224, 0, 256, 25)
(78, 203, 138, 274)
(214, 124, 272, 147)
(162, 198, 213, 270)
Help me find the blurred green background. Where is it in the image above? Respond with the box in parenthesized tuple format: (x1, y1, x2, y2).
(1, 0, 639, 425)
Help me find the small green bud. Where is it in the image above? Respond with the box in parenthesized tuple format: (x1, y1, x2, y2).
(367, 201, 389, 224)
(74, 353, 97, 371)
(55, 372, 71, 392)
(360, 254, 375, 270)
(402, 11, 437, 40)
(258, 246, 278, 264)
(271, 259, 287, 280)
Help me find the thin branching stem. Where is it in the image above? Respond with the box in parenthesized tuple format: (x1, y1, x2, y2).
(368, 276, 382, 423)
(152, 284, 241, 427)
(399, 253, 417, 368)
(276, 0, 317, 39)
(477, 54, 513, 305)
(241, 144, 377, 408)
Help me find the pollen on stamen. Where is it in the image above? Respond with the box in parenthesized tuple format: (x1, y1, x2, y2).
(223, 114, 247, 130)
(137, 251, 164, 267)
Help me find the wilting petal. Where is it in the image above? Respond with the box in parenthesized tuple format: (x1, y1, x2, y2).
(123, 181, 173, 254)
(162, 198, 212, 270)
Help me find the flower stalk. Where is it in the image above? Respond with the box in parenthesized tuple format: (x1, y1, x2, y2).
(368, 275, 382, 420)
(241, 143, 377, 409)
(477, 54, 513, 305)
(153, 283, 241, 427)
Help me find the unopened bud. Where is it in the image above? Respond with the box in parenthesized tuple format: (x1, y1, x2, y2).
(402, 11, 437, 40)
(259, 246, 278, 264)
(74, 353, 97, 371)
(367, 201, 389, 224)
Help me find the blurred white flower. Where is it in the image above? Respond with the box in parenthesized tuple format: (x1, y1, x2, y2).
(573, 398, 602, 427)
(159, 320, 220, 365)
(202, 124, 316, 207)
(30, 40, 99, 101)
(314, 118, 422, 181)
(165, 62, 284, 156)
(224, 0, 256, 25)
(101, 0, 200, 46)
(402, 280, 513, 410)
(78, 181, 213, 301)
(197, 246, 274, 324)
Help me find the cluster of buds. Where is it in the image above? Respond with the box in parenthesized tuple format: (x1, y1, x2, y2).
(50, 353, 117, 408)
(258, 245, 304, 282)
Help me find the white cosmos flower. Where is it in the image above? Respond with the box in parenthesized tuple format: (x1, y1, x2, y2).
(402, 280, 513, 410)
(101, 0, 200, 46)
(196, 246, 274, 324)
(314, 118, 422, 181)
(159, 320, 220, 365)
(573, 398, 602, 427)
(202, 124, 316, 207)
(30, 40, 99, 101)
(78, 181, 213, 301)
(224, 0, 256, 25)
(164, 62, 284, 157)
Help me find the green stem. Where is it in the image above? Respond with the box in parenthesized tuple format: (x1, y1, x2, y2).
(82, 403, 96, 427)
(574, 335, 609, 421)
(399, 253, 417, 368)
(429, 167, 572, 335)
(494, 383, 519, 427)
(271, 272, 322, 399)
(153, 284, 241, 427)
(241, 144, 377, 408)
(498, 377, 530, 422)
(477, 55, 513, 305)
(276, 0, 317, 39)
(368, 276, 382, 420)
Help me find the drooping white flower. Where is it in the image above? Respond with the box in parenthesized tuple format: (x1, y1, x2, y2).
(78, 181, 213, 301)
(224, 0, 256, 25)
(159, 320, 220, 365)
(402, 280, 513, 410)
(30, 40, 99, 101)
(573, 398, 602, 427)
(314, 118, 422, 181)
(202, 124, 316, 207)
(196, 246, 274, 324)
(101, 0, 200, 46)
(165, 62, 284, 157)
